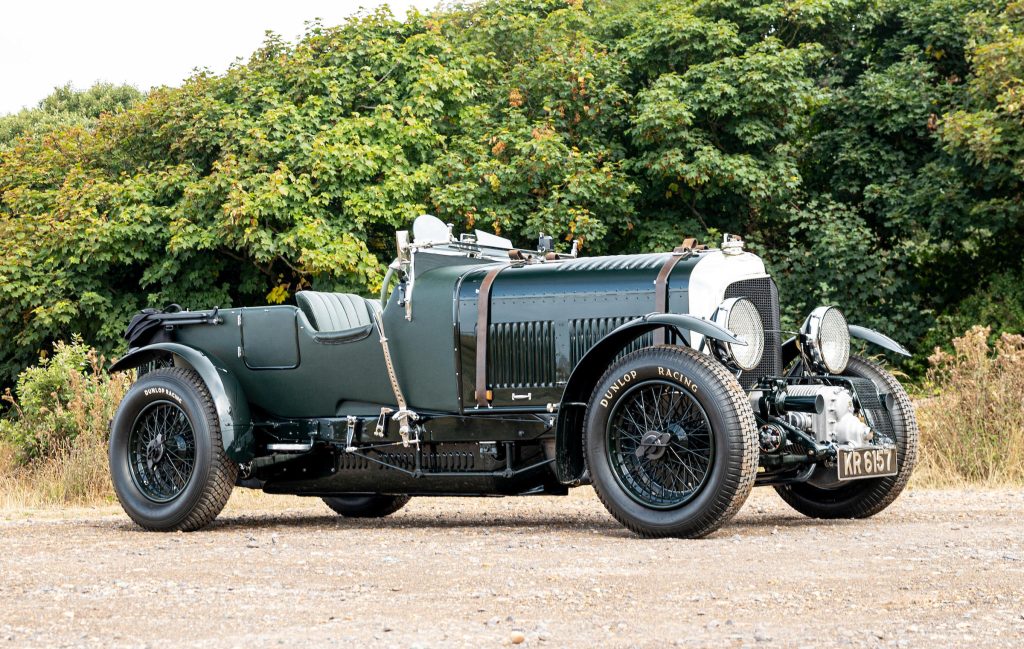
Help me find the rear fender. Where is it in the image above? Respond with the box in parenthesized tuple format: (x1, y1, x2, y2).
(554, 313, 742, 484)
(110, 343, 254, 462)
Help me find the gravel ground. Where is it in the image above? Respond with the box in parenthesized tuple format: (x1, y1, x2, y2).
(1, 487, 1022, 648)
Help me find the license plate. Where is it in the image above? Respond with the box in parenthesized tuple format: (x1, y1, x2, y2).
(837, 447, 898, 481)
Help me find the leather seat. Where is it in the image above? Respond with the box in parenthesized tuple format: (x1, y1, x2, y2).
(295, 291, 379, 333)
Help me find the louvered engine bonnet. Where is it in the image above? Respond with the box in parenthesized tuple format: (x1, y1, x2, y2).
(456, 252, 700, 408)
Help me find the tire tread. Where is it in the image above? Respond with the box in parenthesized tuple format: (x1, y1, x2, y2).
(586, 345, 758, 538)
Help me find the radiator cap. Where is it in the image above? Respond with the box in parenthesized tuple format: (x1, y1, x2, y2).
(722, 234, 745, 256)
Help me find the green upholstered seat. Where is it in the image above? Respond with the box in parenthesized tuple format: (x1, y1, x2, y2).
(295, 291, 378, 333)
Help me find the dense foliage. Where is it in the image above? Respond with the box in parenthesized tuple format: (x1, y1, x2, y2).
(1, 0, 1022, 385)
(0, 338, 129, 504)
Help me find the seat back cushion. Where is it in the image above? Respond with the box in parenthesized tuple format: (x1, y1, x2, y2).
(295, 291, 374, 332)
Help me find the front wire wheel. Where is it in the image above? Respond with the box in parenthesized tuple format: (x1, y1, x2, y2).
(607, 380, 715, 509)
(585, 345, 758, 538)
(775, 355, 918, 518)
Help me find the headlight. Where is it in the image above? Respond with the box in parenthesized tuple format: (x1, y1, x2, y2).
(713, 297, 764, 371)
(801, 306, 850, 374)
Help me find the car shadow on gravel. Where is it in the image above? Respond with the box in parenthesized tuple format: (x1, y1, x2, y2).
(727, 513, 861, 533)
(97, 510, 846, 539)
(93, 512, 625, 534)
(211, 512, 624, 532)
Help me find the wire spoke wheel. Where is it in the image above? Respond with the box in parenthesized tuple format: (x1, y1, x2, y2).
(775, 355, 918, 519)
(111, 368, 236, 531)
(606, 380, 715, 509)
(587, 347, 756, 538)
(128, 401, 196, 503)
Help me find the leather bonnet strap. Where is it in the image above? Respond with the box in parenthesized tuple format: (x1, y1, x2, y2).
(475, 265, 506, 407)
(652, 239, 699, 345)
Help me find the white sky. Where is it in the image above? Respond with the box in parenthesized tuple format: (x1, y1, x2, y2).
(0, 0, 439, 115)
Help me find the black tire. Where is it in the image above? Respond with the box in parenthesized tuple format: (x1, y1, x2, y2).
(109, 368, 237, 531)
(322, 494, 411, 518)
(585, 346, 758, 538)
(775, 355, 918, 518)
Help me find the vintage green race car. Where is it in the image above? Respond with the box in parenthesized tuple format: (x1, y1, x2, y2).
(108, 215, 917, 538)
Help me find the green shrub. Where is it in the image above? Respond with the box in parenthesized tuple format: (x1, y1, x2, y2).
(0, 336, 131, 464)
(914, 267, 1024, 375)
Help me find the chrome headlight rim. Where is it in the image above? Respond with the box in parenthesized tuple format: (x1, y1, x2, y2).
(801, 306, 850, 374)
(712, 297, 765, 372)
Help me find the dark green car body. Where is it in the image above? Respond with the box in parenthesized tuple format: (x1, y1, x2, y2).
(110, 225, 914, 531)
(112, 243, 734, 493)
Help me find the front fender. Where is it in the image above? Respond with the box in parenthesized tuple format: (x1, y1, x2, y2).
(848, 325, 911, 356)
(553, 313, 741, 484)
(110, 343, 254, 462)
(782, 325, 912, 367)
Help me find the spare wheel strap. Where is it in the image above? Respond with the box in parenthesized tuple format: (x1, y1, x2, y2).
(475, 265, 507, 407)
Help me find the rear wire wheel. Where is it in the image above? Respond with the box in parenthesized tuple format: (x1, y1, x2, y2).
(322, 495, 411, 518)
(128, 401, 196, 502)
(109, 368, 237, 531)
(585, 346, 758, 538)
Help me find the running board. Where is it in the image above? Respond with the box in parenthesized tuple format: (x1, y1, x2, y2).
(266, 442, 313, 453)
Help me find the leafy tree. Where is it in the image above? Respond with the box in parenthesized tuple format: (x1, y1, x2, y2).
(939, 1, 1024, 279)
(1, 0, 1022, 385)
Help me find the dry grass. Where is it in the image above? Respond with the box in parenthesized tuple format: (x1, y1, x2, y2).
(0, 437, 115, 509)
(913, 326, 1024, 487)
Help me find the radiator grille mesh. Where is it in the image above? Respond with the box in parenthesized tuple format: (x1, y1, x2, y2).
(725, 278, 782, 389)
(847, 377, 896, 445)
